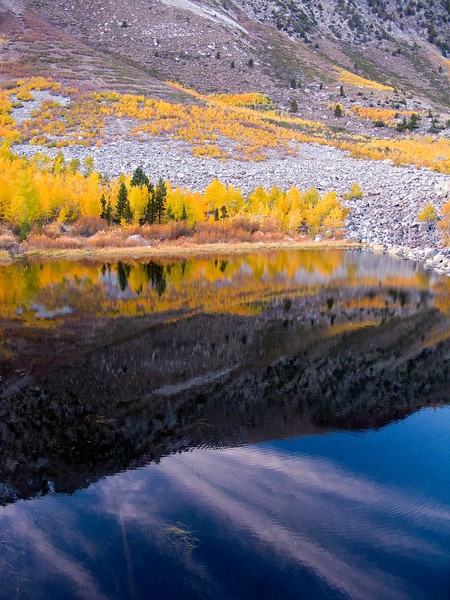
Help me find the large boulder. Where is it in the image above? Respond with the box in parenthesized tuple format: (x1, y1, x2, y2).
(125, 234, 151, 246)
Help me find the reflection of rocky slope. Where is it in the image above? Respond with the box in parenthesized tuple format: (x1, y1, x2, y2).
(0, 283, 448, 506)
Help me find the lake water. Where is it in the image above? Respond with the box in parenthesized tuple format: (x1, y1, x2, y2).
(0, 249, 449, 600)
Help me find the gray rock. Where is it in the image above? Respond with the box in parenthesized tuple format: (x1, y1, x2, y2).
(125, 234, 151, 246)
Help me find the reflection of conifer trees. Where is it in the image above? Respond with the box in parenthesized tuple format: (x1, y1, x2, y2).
(117, 261, 131, 292)
(101, 263, 112, 277)
(143, 262, 167, 296)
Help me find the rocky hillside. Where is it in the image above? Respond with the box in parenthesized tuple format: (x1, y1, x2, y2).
(1, 0, 447, 113)
(241, 0, 449, 52)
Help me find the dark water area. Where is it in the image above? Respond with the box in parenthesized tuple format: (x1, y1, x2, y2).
(0, 249, 449, 600)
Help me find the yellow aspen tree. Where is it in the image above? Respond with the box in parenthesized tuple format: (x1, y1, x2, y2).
(129, 185, 149, 223)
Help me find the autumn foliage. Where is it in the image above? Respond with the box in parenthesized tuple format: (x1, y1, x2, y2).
(0, 147, 350, 239)
(0, 77, 449, 173)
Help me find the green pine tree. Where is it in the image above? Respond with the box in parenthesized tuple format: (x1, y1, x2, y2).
(100, 194, 107, 219)
(142, 188, 157, 225)
(123, 198, 133, 223)
(105, 199, 113, 225)
(181, 204, 187, 221)
(154, 177, 167, 224)
(131, 165, 150, 188)
(116, 183, 132, 223)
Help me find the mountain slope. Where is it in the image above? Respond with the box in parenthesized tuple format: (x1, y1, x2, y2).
(22, 0, 449, 111)
(0, 0, 448, 123)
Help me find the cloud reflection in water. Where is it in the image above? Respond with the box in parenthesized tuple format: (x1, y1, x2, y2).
(1, 433, 448, 600)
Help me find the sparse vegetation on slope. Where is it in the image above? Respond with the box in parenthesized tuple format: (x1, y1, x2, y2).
(2, 77, 448, 173)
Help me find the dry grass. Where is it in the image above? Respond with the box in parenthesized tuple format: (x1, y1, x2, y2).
(0, 234, 16, 249)
(12, 239, 360, 264)
(141, 222, 193, 240)
(25, 234, 84, 249)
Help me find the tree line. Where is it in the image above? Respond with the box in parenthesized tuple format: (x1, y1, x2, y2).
(101, 167, 168, 225)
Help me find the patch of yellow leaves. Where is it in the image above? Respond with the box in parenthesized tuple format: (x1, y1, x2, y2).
(337, 69, 394, 91)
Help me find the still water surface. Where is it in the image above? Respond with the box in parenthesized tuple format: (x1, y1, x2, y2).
(0, 249, 449, 599)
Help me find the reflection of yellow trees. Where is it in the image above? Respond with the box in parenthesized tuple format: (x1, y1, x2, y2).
(432, 278, 450, 315)
(0, 252, 339, 322)
(0, 251, 447, 328)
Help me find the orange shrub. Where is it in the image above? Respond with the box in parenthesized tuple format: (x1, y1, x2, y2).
(142, 222, 193, 240)
(72, 215, 107, 236)
(88, 231, 128, 247)
(25, 234, 84, 249)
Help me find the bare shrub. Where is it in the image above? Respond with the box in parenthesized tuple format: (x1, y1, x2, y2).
(0, 234, 17, 249)
(192, 222, 229, 244)
(191, 220, 258, 243)
(121, 224, 142, 237)
(26, 234, 84, 249)
(227, 227, 254, 242)
(191, 229, 222, 244)
(142, 222, 193, 240)
(43, 221, 65, 238)
(88, 231, 128, 247)
(0, 225, 15, 236)
(255, 230, 285, 241)
(230, 218, 260, 234)
(72, 216, 107, 237)
(259, 217, 281, 233)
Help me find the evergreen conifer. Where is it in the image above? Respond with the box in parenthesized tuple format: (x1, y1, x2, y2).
(154, 178, 167, 224)
(116, 183, 132, 223)
(131, 165, 150, 188)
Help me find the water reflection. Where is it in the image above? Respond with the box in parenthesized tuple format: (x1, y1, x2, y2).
(0, 249, 448, 506)
(0, 250, 448, 326)
(1, 415, 450, 600)
(0, 250, 449, 599)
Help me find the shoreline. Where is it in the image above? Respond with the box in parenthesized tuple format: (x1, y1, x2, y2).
(0, 239, 449, 276)
(0, 240, 361, 264)
(372, 243, 450, 277)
